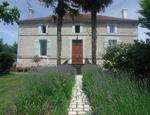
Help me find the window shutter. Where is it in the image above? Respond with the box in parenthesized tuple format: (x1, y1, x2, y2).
(115, 26, 118, 33)
(46, 25, 48, 34)
(107, 25, 110, 33)
(80, 26, 83, 33)
(72, 25, 75, 33)
(47, 40, 52, 57)
(38, 26, 41, 34)
(34, 40, 39, 56)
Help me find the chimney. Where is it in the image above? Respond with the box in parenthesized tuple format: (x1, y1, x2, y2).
(28, 7, 34, 18)
(121, 9, 128, 19)
(27, 0, 34, 18)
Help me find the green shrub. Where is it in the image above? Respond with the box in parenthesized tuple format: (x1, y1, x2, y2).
(15, 70, 74, 115)
(82, 66, 150, 114)
(103, 41, 150, 78)
(0, 52, 15, 74)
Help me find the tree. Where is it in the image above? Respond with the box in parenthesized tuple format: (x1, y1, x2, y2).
(0, 1, 20, 24)
(139, 0, 150, 30)
(73, 0, 112, 64)
(0, 39, 17, 74)
(39, 0, 78, 65)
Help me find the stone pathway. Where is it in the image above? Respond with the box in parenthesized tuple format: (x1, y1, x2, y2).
(68, 75, 92, 115)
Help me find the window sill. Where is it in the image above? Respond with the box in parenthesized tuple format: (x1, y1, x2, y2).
(39, 56, 48, 58)
(107, 33, 118, 34)
(39, 33, 48, 35)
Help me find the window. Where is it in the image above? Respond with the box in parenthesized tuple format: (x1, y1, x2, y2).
(108, 25, 117, 33)
(39, 40, 47, 56)
(108, 39, 117, 46)
(41, 25, 47, 33)
(75, 25, 80, 33)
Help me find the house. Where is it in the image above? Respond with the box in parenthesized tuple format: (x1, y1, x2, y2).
(17, 12, 137, 67)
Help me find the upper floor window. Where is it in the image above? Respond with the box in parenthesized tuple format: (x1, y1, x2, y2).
(107, 24, 117, 33)
(39, 40, 47, 56)
(75, 25, 80, 33)
(41, 25, 47, 33)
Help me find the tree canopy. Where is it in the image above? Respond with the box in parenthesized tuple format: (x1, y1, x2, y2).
(0, 1, 20, 24)
(39, 0, 78, 17)
(139, 0, 150, 29)
(72, 0, 112, 12)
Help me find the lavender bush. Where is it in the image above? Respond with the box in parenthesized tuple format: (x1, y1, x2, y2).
(82, 65, 150, 114)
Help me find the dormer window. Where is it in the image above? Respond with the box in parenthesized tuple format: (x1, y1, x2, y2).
(75, 25, 80, 33)
(107, 24, 117, 33)
(41, 25, 47, 33)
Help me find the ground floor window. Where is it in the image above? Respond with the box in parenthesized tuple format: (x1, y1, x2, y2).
(108, 39, 117, 46)
(39, 40, 47, 56)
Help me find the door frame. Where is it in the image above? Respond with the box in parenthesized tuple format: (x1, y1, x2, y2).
(70, 37, 84, 64)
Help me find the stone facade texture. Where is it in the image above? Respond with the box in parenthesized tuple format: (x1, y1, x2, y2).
(17, 18, 137, 67)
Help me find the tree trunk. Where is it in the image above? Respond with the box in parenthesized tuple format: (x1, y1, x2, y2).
(57, 15, 63, 65)
(91, 10, 97, 64)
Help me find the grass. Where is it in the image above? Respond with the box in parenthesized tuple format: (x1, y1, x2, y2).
(0, 73, 28, 113)
(0, 65, 75, 115)
(82, 65, 150, 115)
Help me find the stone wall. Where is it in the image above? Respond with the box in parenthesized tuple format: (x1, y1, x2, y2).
(17, 22, 137, 67)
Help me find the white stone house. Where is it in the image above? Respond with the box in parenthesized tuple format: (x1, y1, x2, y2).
(17, 13, 137, 67)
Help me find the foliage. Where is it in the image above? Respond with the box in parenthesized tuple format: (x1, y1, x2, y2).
(103, 43, 132, 71)
(32, 55, 41, 65)
(0, 73, 25, 114)
(72, 0, 113, 12)
(0, 39, 17, 74)
(103, 41, 150, 78)
(39, 0, 78, 17)
(139, 0, 150, 29)
(82, 65, 150, 114)
(15, 72, 74, 115)
(0, 1, 20, 24)
(0, 40, 17, 54)
(0, 52, 15, 74)
(0, 66, 75, 114)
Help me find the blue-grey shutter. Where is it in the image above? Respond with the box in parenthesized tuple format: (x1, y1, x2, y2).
(80, 26, 83, 33)
(72, 25, 75, 33)
(47, 40, 52, 57)
(46, 25, 48, 34)
(115, 25, 118, 33)
(38, 26, 41, 34)
(34, 39, 40, 56)
(107, 25, 110, 33)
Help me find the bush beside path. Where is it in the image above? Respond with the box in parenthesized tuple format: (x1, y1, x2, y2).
(0, 65, 75, 115)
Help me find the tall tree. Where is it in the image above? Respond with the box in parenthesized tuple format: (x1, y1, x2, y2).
(73, 0, 112, 64)
(139, 0, 150, 30)
(0, 1, 20, 24)
(39, 0, 78, 65)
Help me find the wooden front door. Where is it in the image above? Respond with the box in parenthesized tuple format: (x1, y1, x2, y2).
(72, 40, 83, 64)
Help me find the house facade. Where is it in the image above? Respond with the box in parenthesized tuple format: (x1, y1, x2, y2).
(17, 14, 137, 67)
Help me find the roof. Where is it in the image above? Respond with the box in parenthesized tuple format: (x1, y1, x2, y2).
(19, 14, 137, 24)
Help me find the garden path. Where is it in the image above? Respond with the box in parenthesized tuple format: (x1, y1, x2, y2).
(68, 75, 92, 115)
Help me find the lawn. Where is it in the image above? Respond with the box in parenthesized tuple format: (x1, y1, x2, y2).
(0, 73, 27, 113)
(82, 65, 150, 115)
(0, 66, 75, 115)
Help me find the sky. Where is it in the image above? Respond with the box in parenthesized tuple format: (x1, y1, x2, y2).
(0, 0, 149, 44)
